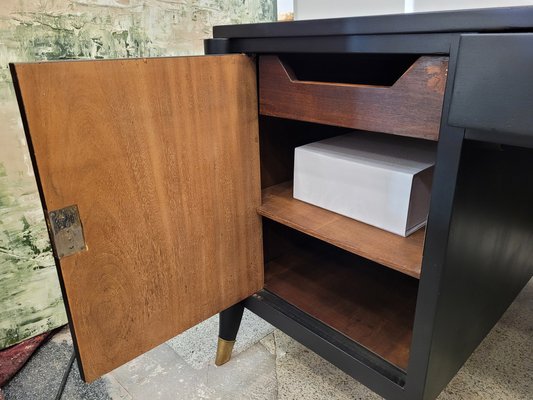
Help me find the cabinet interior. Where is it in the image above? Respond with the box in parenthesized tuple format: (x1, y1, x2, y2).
(262, 219, 418, 370)
(256, 48, 445, 369)
(258, 114, 432, 369)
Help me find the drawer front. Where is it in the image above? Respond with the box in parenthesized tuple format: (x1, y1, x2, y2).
(449, 33, 533, 145)
(259, 54, 448, 141)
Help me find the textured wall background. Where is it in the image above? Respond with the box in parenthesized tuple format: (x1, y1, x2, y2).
(0, 0, 275, 350)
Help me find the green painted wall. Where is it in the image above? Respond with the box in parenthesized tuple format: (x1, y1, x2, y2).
(0, 0, 275, 350)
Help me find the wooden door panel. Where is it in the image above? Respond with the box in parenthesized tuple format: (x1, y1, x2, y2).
(12, 55, 262, 382)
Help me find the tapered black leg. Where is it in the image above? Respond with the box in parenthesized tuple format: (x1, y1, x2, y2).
(215, 302, 245, 366)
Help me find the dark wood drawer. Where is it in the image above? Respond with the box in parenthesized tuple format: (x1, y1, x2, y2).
(259, 55, 448, 141)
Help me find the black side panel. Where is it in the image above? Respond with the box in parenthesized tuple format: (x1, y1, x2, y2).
(449, 34, 533, 141)
(422, 140, 533, 400)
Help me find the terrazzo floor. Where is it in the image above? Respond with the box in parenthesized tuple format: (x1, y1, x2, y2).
(3, 279, 532, 400)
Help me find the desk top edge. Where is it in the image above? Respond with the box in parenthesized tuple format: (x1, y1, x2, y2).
(213, 6, 533, 39)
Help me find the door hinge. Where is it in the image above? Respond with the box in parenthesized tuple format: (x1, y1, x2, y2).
(48, 205, 86, 258)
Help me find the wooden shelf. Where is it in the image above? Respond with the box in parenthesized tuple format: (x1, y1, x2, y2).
(258, 181, 425, 278)
(264, 244, 418, 370)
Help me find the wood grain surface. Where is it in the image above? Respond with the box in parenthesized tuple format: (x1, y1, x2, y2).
(264, 228, 418, 370)
(258, 116, 351, 189)
(258, 182, 425, 278)
(259, 55, 448, 141)
(13, 55, 263, 381)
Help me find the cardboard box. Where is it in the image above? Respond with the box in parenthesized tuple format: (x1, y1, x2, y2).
(293, 132, 437, 236)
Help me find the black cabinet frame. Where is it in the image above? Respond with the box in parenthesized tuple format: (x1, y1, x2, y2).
(206, 10, 533, 400)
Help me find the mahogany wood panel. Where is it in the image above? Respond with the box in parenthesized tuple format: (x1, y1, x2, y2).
(259, 55, 448, 141)
(259, 116, 351, 189)
(264, 234, 418, 370)
(258, 181, 424, 278)
(13, 55, 263, 382)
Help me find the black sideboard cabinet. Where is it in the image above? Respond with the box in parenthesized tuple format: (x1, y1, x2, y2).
(10, 6, 533, 400)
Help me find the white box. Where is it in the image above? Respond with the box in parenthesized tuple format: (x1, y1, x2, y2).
(293, 132, 437, 237)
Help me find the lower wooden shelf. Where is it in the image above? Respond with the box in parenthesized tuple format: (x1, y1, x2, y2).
(258, 181, 425, 278)
(264, 241, 418, 370)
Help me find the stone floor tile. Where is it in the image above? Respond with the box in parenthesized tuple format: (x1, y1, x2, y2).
(259, 333, 276, 356)
(111, 343, 213, 400)
(273, 330, 381, 400)
(101, 375, 132, 400)
(206, 343, 277, 400)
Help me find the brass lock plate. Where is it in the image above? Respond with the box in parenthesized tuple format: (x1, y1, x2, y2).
(48, 205, 86, 258)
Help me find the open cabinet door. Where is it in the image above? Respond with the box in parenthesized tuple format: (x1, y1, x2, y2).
(11, 55, 263, 382)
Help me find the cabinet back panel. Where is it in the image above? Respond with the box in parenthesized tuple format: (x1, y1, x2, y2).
(12, 55, 263, 382)
(259, 116, 350, 188)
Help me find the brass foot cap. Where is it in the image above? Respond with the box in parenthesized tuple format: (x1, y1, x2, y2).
(215, 337, 235, 366)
